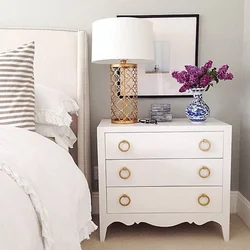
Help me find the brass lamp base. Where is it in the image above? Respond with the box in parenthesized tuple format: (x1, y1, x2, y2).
(110, 60, 138, 124)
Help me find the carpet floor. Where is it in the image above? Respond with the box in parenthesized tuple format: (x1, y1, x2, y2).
(81, 214, 250, 250)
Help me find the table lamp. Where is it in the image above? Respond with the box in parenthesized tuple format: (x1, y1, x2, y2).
(92, 17, 154, 124)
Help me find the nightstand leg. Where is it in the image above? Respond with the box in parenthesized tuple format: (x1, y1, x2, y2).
(99, 221, 107, 241)
(221, 222, 230, 241)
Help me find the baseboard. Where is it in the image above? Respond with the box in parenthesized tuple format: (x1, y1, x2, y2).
(92, 191, 239, 215)
(237, 192, 250, 228)
(230, 191, 238, 213)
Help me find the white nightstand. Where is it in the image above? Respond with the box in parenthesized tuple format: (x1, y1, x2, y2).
(97, 118, 232, 241)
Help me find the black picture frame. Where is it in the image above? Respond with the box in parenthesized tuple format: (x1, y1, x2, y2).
(117, 14, 199, 98)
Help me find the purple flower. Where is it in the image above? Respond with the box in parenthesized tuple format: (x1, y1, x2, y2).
(185, 65, 199, 75)
(189, 74, 199, 84)
(198, 66, 206, 75)
(220, 65, 229, 71)
(172, 71, 178, 79)
(172, 61, 234, 92)
(217, 65, 229, 80)
(204, 60, 213, 69)
(200, 75, 213, 87)
(179, 83, 190, 92)
(172, 70, 189, 83)
(224, 72, 234, 80)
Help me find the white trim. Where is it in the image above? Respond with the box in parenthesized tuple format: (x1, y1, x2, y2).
(237, 192, 250, 228)
(92, 191, 239, 215)
(230, 191, 238, 214)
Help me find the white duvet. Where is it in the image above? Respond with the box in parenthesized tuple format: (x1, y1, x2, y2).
(0, 126, 97, 250)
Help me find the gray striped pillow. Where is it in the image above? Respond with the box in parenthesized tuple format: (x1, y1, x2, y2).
(0, 42, 35, 131)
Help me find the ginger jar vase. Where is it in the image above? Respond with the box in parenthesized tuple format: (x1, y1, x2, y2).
(185, 88, 210, 122)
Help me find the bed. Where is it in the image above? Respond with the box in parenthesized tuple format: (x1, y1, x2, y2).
(0, 28, 96, 250)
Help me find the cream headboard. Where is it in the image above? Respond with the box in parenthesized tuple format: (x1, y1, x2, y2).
(0, 28, 91, 187)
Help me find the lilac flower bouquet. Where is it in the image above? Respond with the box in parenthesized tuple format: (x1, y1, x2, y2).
(172, 60, 234, 92)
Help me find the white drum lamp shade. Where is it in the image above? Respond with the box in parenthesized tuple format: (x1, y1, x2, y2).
(92, 17, 154, 64)
(92, 17, 155, 124)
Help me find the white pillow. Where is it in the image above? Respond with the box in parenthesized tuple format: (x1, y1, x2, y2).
(35, 84, 79, 127)
(35, 123, 77, 151)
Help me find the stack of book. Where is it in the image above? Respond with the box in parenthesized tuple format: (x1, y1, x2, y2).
(150, 103, 172, 122)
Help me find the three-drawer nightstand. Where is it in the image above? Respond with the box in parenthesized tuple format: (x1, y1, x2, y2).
(97, 118, 232, 241)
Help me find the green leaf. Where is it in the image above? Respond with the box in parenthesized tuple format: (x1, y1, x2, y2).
(209, 70, 219, 83)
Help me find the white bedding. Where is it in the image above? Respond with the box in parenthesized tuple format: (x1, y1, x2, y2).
(0, 126, 97, 250)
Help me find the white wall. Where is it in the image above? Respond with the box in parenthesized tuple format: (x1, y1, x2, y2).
(239, 0, 250, 201)
(0, 0, 244, 191)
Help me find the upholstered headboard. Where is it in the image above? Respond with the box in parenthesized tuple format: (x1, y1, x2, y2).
(0, 28, 91, 187)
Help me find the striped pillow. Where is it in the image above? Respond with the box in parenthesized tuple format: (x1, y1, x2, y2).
(0, 42, 35, 131)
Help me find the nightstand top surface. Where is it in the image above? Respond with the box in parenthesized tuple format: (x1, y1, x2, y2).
(98, 118, 231, 132)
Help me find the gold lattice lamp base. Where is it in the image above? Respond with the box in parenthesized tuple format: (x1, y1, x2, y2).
(110, 60, 138, 124)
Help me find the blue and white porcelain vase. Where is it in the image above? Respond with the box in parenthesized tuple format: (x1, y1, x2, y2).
(185, 88, 210, 122)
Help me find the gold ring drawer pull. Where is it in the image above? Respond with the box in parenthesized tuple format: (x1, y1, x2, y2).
(199, 139, 211, 152)
(119, 194, 131, 206)
(198, 166, 211, 178)
(119, 167, 131, 179)
(198, 193, 210, 206)
(118, 140, 130, 152)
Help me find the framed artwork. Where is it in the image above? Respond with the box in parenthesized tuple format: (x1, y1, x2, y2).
(117, 14, 199, 97)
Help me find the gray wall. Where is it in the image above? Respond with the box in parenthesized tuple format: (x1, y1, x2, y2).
(0, 0, 244, 192)
(239, 0, 250, 201)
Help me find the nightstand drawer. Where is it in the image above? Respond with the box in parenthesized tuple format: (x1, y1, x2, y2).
(106, 159, 223, 187)
(107, 187, 222, 213)
(105, 132, 223, 159)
